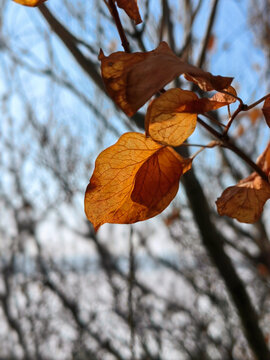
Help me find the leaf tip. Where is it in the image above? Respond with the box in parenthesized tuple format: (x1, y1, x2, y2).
(98, 49, 105, 61)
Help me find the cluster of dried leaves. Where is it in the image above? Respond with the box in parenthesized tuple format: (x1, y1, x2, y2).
(14, 0, 270, 230)
(217, 145, 270, 223)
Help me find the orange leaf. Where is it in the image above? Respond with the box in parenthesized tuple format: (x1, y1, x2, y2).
(216, 174, 270, 223)
(13, 0, 46, 6)
(115, 0, 142, 24)
(99, 42, 233, 116)
(145, 89, 198, 146)
(216, 142, 270, 223)
(262, 97, 270, 128)
(145, 87, 236, 146)
(84, 132, 192, 230)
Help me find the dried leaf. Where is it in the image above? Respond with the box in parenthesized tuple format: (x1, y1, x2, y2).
(257, 142, 270, 176)
(145, 87, 236, 146)
(210, 86, 237, 103)
(145, 89, 197, 146)
(216, 142, 270, 223)
(216, 174, 270, 223)
(85, 132, 192, 230)
(99, 42, 233, 116)
(262, 97, 270, 127)
(13, 0, 46, 6)
(115, 0, 142, 24)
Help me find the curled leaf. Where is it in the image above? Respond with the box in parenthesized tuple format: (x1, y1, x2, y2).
(84, 132, 192, 230)
(216, 174, 270, 223)
(262, 97, 270, 128)
(145, 87, 236, 146)
(13, 0, 46, 6)
(99, 42, 233, 116)
(210, 86, 237, 104)
(216, 142, 270, 223)
(115, 0, 142, 24)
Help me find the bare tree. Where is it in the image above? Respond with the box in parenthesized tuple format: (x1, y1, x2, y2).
(0, 1, 269, 359)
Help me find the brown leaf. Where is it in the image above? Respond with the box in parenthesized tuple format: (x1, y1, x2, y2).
(210, 86, 237, 104)
(145, 87, 236, 146)
(13, 0, 46, 6)
(99, 42, 233, 116)
(216, 142, 270, 223)
(84, 132, 192, 230)
(216, 174, 270, 223)
(262, 97, 270, 127)
(115, 0, 142, 24)
(256, 142, 270, 176)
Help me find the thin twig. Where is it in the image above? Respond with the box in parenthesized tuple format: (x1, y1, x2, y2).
(197, 117, 269, 182)
(223, 93, 270, 135)
(190, 141, 220, 159)
(203, 112, 226, 127)
(107, 0, 131, 52)
(245, 93, 270, 110)
(223, 102, 247, 135)
(197, 0, 220, 68)
(179, 141, 221, 148)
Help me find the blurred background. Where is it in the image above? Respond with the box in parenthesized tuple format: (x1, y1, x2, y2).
(0, 0, 269, 359)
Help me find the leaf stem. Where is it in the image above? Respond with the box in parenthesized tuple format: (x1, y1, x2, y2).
(221, 141, 269, 182)
(223, 101, 247, 136)
(190, 141, 220, 159)
(223, 93, 270, 135)
(197, 117, 269, 182)
(108, 0, 131, 53)
(220, 89, 243, 105)
(180, 141, 221, 148)
(245, 93, 270, 110)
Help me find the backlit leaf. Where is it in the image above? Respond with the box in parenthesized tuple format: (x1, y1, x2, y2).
(145, 87, 236, 146)
(99, 42, 233, 116)
(145, 89, 197, 146)
(216, 174, 270, 223)
(115, 0, 142, 24)
(84, 132, 192, 230)
(210, 86, 237, 104)
(262, 97, 270, 128)
(13, 0, 46, 6)
(216, 142, 270, 223)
